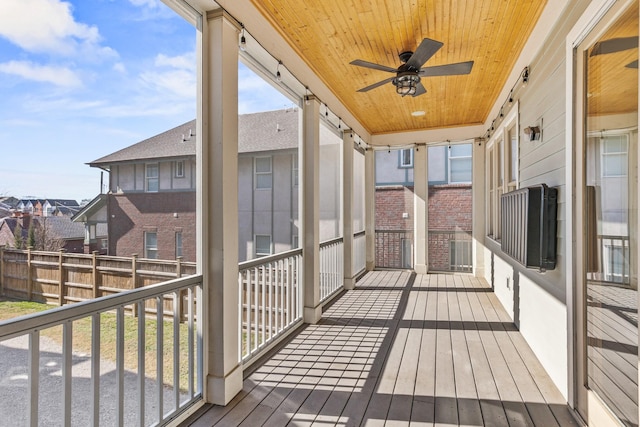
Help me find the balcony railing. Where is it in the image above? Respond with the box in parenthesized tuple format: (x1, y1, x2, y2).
(238, 248, 303, 364)
(0, 274, 203, 426)
(320, 236, 344, 303)
(429, 229, 473, 272)
(375, 229, 414, 269)
(588, 234, 631, 285)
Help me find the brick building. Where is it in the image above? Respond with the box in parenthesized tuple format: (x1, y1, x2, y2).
(375, 144, 473, 271)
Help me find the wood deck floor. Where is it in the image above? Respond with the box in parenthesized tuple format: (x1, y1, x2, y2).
(186, 271, 578, 426)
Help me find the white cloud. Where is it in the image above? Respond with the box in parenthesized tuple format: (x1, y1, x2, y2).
(0, 0, 114, 58)
(0, 60, 81, 87)
(113, 62, 127, 73)
(140, 69, 195, 98)
(128, 0, 163, 9)
(155, 53, 193, 70)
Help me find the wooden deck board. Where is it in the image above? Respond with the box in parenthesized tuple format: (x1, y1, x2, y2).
(184, 271, 575, 427)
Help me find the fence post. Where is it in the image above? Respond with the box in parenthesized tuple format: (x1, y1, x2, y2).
(0, 245, 4, 297)
(27, 246, 33, 301)
(132, 254, 139, 317)
(92, 251, 99, 299)
(58, 249, 66, 306)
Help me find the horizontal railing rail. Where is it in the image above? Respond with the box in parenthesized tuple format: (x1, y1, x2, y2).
(0, 274, 203, 426)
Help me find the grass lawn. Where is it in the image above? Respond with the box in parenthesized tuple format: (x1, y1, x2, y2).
(0, 299, 195, 391)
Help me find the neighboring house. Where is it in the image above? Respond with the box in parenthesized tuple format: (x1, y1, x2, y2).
(15, 199, 80, 217)
(75, 108, 342, 262)
(0, 212, 85, 252)
(375, 144, 473, 271)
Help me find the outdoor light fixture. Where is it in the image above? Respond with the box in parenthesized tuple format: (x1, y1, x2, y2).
(524, 125, 541, 141)
(393, 72, 420, 96)
(522, 67, 529, 87)
(239, 28, 246, 51)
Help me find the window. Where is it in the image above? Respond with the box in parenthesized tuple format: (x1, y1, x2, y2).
(100, 238, 108, 250)
(255, 234, 272, 257)
(144, 232, 158, 259)
(175, 160, 185, 178)
(601, 135, 628, 177)
(292, 154, 298, 186)
(399, 148, 413, 168)
(176, 231, 183, 258)
(449, 144, 472, 183)
(292, 234, 299, 248)
(254, 157, 272, 189)
(146, 164, 159, 192)
(486, 102, 519, 240)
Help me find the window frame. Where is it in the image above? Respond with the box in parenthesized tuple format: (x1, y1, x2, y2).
(600, 134, 629, 178)
(175, 231, 183, 258)
(448, 144, 473, 184)
(254, 156, 273, 190)
(146, 163, 159, 193)
(292, 154, 299, 187)
(254, 234, 272, 257)
(144, 231, 158, 259)
(399, 148, 413, 168)
(486, 101, 519, 241)
(175, 160, 185, 178)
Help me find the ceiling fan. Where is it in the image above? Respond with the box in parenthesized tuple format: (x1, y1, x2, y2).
(350, 37, 474, 97)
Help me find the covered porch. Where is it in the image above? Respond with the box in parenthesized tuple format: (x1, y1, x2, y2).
(187, 270, 576, 426)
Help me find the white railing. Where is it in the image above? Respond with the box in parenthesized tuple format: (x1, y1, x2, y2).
(238, 249, 303, 363)
(320, 236, 344, 302)
(0, 274, 203, 427)
(353, 230, 366, 276)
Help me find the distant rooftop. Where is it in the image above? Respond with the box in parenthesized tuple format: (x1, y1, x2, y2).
(89, 108, 300, 167)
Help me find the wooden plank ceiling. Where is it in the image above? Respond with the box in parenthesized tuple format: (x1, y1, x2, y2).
(250, 0, 547, 135)
(587, 1, 638, 117)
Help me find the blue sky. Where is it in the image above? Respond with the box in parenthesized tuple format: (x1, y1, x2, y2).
(0, 0, 290, 202)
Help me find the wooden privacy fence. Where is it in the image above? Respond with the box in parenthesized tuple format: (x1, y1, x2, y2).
(0, 247, 196, 318)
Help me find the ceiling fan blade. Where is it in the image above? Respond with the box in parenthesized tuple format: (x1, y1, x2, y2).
(411, 82, 427, 97)
(350, 59, 397, 73)
(406, 38, 443, 70)
(626, 59, 638, 69)
(590, 36, 638, 56)
(356, 76, 395, 92)
(419, 61, 474, 77)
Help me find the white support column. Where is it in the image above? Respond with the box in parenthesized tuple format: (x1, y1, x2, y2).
(472, 138, 486, 277)
(414, 146, 428, 273)
(303, 97, 322, 324)
(196, 9, 242, 406)
(365, 148, 376, 270)
(343, 131, 355, 289)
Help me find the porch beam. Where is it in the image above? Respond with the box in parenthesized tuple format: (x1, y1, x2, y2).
(197, 9, 242, 406)
(302, 96, 322, 323)
(343, 130, 355, 289)
(414, 146, 428, 273)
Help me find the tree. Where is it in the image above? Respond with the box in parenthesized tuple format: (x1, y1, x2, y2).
(35, 217, 64, 251)
(27, 223, 36, 249)
(13, 224, 23, 249)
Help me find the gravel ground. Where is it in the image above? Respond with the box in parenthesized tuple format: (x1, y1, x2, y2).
(0, 335, 187, 427)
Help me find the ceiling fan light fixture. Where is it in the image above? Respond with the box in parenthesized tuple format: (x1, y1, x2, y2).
(393, 72, 420, 96)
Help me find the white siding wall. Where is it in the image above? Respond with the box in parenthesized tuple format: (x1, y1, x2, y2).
(481, 1, 590, 399)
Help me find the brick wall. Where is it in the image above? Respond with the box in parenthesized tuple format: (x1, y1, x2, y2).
(375, 184, 472, 270)
(108, 192, 196, 261)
